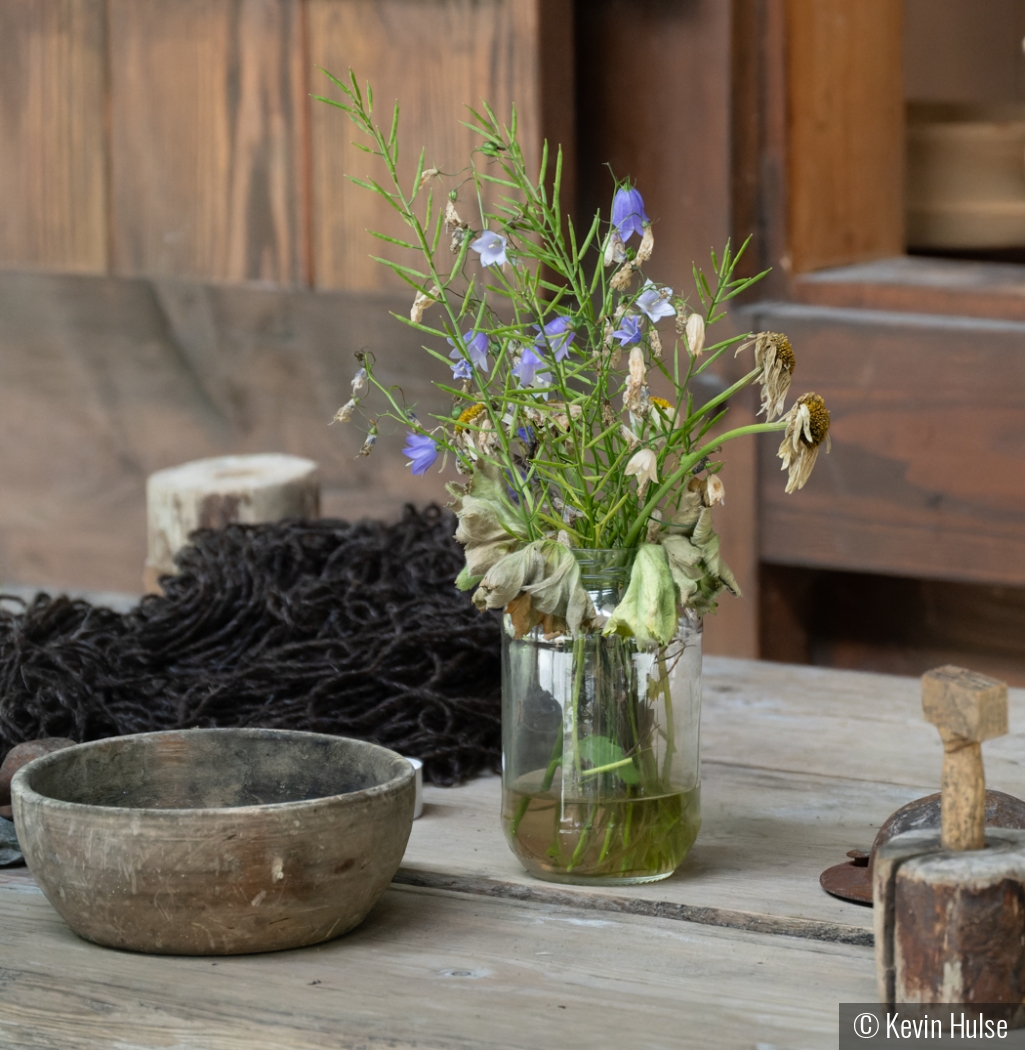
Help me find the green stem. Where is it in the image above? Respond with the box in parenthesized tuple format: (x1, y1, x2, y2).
(623, 421, 786, 548)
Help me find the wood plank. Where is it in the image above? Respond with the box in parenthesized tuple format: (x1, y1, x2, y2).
(308, 0, 571, 293)
(107, 0, 308, 283)
(0, 271, 449, 594)
(794, 255, 1025, 323)
(750, 301, 1025, 585)
(0, 0, 106, 273)
(786, 0, 905, 273)
(0, 879, 873, 1049)
(577, 0, 732, 292)
(731, 0, 790, 299)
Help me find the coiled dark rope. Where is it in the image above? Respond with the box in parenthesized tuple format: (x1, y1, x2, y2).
(0, 505, 501, 785)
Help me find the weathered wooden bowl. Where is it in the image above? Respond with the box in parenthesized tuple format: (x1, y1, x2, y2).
(11, 728, 415, 955)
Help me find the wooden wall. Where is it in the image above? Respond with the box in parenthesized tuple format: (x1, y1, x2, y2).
(0, 0, 574, 595)
(0, 0, 572, 290)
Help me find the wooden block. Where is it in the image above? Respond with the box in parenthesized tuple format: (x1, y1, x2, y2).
(786, 0, 904, 272)
(876, 829, 1025, 1007)
(0, 0, 107, 273)
(145, 454, 320, 590)
(107, 0, 308, 283)
(922, 665, 1009, 744)
(308, 0, 572, 293)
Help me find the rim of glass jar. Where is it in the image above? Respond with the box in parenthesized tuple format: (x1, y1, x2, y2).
(570, 547, 636, 588)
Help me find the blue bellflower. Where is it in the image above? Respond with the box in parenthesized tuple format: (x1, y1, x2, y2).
(636, 280, 676, 323)
(534, 316, 575, 362)
(448, 329, 490, 376)
(611, 186, 649, 243)
(402, 432, 439, 476)
(470, 230, 508, 267)
(612, 315, 643, 347)
(512, 346, 549, 388)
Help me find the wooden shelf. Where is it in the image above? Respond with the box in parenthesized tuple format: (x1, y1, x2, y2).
(793, 254, 1025, 322)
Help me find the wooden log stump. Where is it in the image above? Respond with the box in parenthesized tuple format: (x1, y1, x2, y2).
(874, 665, 1025, 1012)
(144, 454, 319, 593)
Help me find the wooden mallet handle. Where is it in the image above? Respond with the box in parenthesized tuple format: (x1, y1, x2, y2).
(922, 665, 1008, 851)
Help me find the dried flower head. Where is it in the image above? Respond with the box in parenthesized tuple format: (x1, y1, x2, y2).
(444, 199, 469, 253)
(410, 285, 440, 323)
(358, 423, 378, 457)
(332, 398, 358, 424)
(635, 226, 654, 264)
(778, 392, 830, 493)
(610, 261, 638, 291)
(418, 167, 440, 189)
(625, 447, 658, 499)
(455, 402, 488, 433)
(623, 345, 648, 415)
(754, 332, 795, 421)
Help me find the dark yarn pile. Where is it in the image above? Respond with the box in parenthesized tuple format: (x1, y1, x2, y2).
(0, 506, 502, 785)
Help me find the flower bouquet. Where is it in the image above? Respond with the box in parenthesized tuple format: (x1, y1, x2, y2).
(322, 74, 830, 882)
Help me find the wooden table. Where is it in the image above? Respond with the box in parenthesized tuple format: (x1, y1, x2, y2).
(3, 657, 1024, 1049)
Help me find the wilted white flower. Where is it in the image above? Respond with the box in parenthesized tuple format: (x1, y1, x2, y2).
(351, 367, 368, 397)
(685, 313, 705, 357)
(410, 285, 440, 323)
(445, 200, 469, 253)
(649, 329, 663, 358)
(332, 398, 358, 424)
(623, 345, 648, 416)
(358, 423, 378, 457)
(705, 475, 725, 506)
(418, 167, 440, 189)
(625, 447, 658, 499)
(635, 225, 654, 264)
(603, 231, 627, 267)
(753, 332, 795, 421)
(778, 393, 831, 493)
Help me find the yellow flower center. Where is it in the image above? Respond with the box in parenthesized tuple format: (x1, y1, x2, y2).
(769, 333, 795, 374)
(455, 403, 487, 432)
(650, 396, 673, 413)
(798, 393, 830, 446)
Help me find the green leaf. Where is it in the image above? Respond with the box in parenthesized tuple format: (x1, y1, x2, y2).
(455, 565, 484, 592)
(576, 736, 639, 785)
(603, 544, 678, 647)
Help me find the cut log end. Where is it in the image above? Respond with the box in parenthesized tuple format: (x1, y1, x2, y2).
(145, 454, 320, 593)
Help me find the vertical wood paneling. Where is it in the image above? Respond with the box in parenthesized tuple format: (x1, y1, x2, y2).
(786, 0, 905, 273)
(308, 0, 568, 293)
(0, 0, 107, 273)
(107, 0, 308, 283)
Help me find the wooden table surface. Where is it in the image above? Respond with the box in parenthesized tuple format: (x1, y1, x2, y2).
(3, 656, 1024, 1049)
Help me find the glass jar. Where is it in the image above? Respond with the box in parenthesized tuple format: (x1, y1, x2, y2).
(500, 550, 702, 884)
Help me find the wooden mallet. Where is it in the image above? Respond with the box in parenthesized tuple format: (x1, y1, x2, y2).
(874, 665, 1025, 1007)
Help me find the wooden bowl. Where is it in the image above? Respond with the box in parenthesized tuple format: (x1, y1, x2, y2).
(907, 101, 1025, 249)
(10, 729, 415, 955)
